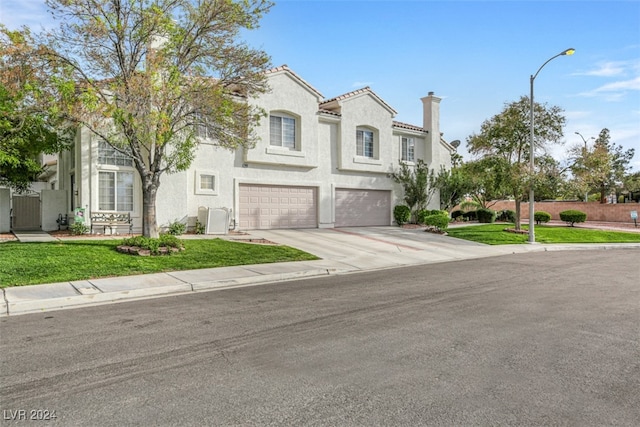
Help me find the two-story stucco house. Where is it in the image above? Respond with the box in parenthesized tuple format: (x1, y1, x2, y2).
(0, 65, 454, 233)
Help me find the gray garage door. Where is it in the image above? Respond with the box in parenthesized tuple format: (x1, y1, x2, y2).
(335, 188, 391, 227)
(239, 184, 317, 230)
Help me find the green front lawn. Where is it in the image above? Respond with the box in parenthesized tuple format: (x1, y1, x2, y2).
(0, 239, 319, 287)
(446, 224, 640, 245)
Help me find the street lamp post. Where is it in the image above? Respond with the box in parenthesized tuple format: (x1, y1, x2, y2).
(575, 131, 594, 202)
(528, 48, 575, 243)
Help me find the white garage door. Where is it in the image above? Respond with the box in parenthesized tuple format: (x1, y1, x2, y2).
(335, 189, 391, 227)
(239, 184, 317, 230)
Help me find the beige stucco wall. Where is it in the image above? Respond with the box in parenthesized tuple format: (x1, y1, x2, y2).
(73, 67, 451, 232)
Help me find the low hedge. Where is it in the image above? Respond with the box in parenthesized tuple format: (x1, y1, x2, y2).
(559, 210, 587, 227)
(497, 209, 516, 223)
(416, 209, 449, 224)
(394, 205, 411, 226)
(476, 208, 497, 223)
(424, 213, 450, 230)
(534, 211, 551, 225)
(462, 210, 477, 221)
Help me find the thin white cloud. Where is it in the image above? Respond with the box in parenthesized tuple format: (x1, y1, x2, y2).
(574, 61, 627, 77)
(578, 76, 640, 99)
(596, 76, 640, 92)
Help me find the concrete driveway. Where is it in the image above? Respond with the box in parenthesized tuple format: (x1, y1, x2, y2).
(250, 226, 528, 272)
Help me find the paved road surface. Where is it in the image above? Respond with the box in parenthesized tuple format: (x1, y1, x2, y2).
(1, 250, 639, 426)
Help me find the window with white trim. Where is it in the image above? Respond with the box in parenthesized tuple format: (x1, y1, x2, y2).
(401, 137, 415, 162)
(195, 111, 215, 140)
(99, 171, 134, 211)
(356, 128, 375, 158)
(195, 170, 219, 195)
(98, 141, 133, 166)
(269, 113, 297, 149)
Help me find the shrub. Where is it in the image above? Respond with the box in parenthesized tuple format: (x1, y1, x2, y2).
(451, 210, 463, 221)
(497, 209, 516, 223)
(69, 222, 90, 235)
(394, 205, 411, 226)
(559, 210, 587, 227)
(195, 220, 206, 234)
(424, 213, 449, 231)
(462, 210, 477, 221)
(476, 208, 496, 223)
(534, 211, 551, 225)
(167, 219, 186, 236)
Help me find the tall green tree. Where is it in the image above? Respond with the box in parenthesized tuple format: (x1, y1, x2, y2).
(0, 27, 73, 191)
(622, 171, 640, 202)
(461, 157, 510, 209)
(570, 128, 634, 203)
(392, 159, 436, 221)
(432, 164, 472, 212)
(467, 96, 565, 230)
(533, 154, 566, 201)
(28, 0, 273, 237)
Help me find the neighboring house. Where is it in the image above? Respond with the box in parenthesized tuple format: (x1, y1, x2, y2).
(0, 65, 455, 233)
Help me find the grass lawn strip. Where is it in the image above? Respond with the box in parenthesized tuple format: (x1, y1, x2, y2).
(446, 224, 640, 245)
(0, 239, 318, 287)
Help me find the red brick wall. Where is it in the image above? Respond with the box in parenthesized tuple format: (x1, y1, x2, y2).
(487, 201, 639, 223)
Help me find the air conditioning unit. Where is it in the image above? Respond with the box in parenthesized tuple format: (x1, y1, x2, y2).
(197, 207, 230, 235)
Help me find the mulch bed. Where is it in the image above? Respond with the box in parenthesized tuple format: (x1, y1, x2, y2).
(116, 245, 185, 256)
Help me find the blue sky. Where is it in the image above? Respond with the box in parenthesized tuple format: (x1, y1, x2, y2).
(2, 0, 639, 171)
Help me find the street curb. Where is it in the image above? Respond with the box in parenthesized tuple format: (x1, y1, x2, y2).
(0, 269, 335, 317)
(2, 243, 638, 317)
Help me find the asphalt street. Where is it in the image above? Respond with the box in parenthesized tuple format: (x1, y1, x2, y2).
(1, 250, 639, 426)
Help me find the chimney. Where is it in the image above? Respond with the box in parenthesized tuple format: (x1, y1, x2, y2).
(421, 92, 442, 166)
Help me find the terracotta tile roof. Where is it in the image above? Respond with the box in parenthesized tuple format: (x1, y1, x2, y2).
(320, 87, 398, 115)
(393, 120, 426, 133)
(265, 64, 324, 99)
(318, 108, 341, 117)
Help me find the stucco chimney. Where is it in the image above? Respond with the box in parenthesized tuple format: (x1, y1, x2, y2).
(421, 92, 442, 166)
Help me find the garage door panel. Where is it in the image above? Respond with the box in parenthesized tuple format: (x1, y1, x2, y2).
(239, 184, 317, 230)
(335, 189, 391, 227)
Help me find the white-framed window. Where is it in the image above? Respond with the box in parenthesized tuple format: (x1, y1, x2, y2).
(99, 171, 134, 211)
(98, 140, 133, 166)
(195, 111, 215, 140)
(356, 128, 375, 158)
(401, 137, 415, 162)
(270, 113, 297, 149)
(195, 170, 219, 195)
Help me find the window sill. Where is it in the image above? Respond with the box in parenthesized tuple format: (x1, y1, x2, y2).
(266, 146, 305, 158)
(353, 156, 382, 166)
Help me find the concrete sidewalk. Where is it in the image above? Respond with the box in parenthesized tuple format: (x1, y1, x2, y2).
(2, 227, 640, 316)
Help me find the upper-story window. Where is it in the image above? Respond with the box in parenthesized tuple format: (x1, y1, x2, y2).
(401, 137, 415, 162)
(356, 128, 375, 158)
(270, 113, 297, 149)
(97, 140, 134, 212)
(195, 111, 215, 140)
(98, 141, 133, 166)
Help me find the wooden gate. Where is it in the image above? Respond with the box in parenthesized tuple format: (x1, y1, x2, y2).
(11, 194, 41, 231)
